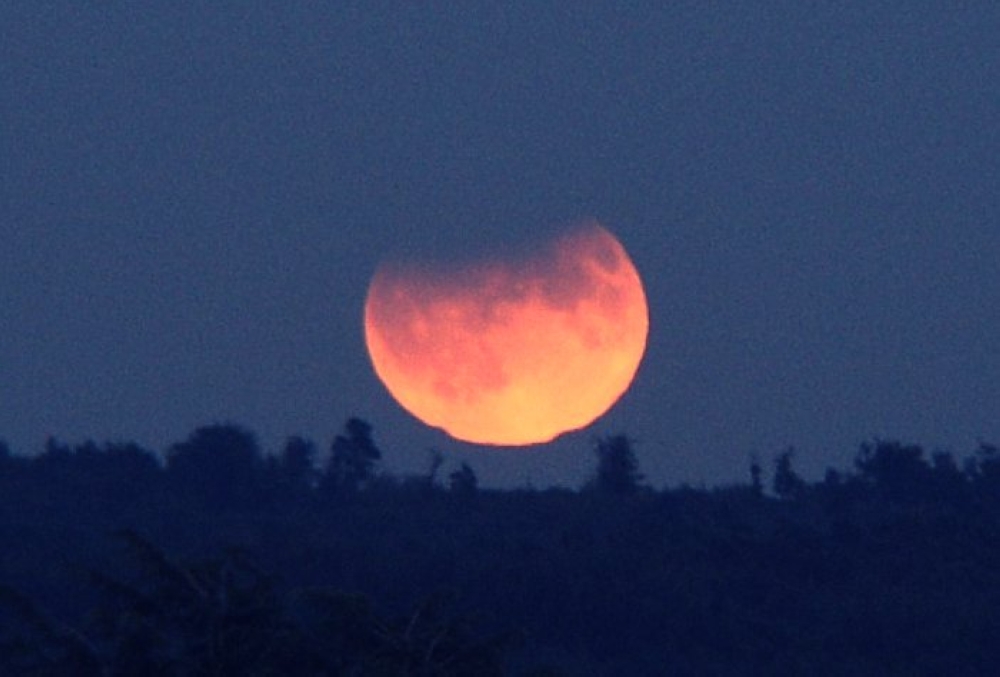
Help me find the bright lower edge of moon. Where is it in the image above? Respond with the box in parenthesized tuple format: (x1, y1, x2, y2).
(363, 221, 649, 446)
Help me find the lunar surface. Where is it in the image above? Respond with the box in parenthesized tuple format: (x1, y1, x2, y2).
(364, 222, 648, 445)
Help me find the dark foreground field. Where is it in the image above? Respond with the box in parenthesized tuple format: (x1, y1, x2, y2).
(3, 424, 1000, 675)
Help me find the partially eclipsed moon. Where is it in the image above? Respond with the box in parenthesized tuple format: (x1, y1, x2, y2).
(363, 222, 649, 446)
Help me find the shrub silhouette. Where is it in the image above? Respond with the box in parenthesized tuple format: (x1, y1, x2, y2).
(166, 424, 264, 509)
(589, 434, 643, 495)
(322, 417, 382, 495)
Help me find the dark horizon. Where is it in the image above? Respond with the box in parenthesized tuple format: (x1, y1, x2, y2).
(4, 424, 1000, 674)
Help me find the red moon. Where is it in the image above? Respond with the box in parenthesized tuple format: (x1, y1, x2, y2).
(363, 222, 649, 446)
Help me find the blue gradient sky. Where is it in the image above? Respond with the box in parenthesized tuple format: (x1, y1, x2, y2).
(2, 3, 998, 488)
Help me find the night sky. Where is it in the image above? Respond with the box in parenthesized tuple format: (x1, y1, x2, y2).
(2, 3, 998, 488)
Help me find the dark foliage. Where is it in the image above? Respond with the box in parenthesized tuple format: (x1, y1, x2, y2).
(773, 447, 806, 499)
(448, 463, 478, 498)
(588, 434, 643, 495)
(3, 420, 1000, 675)
(2, 530, 506, 676)
(167, 424, 264, 510)
(278, 435, 319, 487)
(322, 417, 382, 495)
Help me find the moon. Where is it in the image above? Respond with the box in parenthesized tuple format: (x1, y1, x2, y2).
(363, 221, 649, 446)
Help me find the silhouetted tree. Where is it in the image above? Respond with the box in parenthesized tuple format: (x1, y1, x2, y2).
(590, 434, 643, 495)
(74, 441, 162, 510)
(276, 435, 318, 495)
(971, 443, 1000, 478)
(449, 463, 479, 498)
(927, 450, 969, 503)
(167, 424, 264, 509)
(322, 417, 381, 495)
(855, 439, 931, 502)
(968, 442, 1000, 503)
(750, 455, 764, 496)
(12, 438, 160, 511)
(35, 436, 73, 484)
(102, 442, 160, 476)
(426, 449, 445, 487)
(773, 448, 805, 499)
